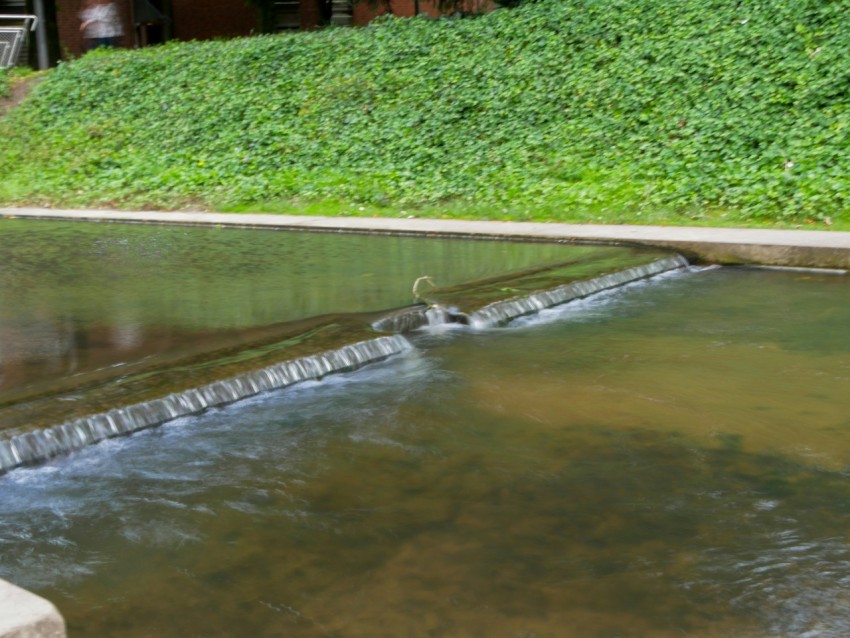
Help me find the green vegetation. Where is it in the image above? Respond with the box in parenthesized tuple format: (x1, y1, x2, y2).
(1, 0, 849, 227)
(0, 68, 10, 99)
(0, 66, 41, 108)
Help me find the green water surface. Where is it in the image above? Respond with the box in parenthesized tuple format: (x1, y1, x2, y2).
(1, 219, 656, 423)
(0, 265, 848, 637)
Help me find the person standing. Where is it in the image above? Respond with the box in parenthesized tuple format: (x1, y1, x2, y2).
(80, 0, 124, 51)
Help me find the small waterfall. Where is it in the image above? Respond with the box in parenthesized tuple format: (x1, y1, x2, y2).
(371, 306, 431, 333)
(425, 305, 469, 327)
(0, 335, 411, 476)
(372, 305, 469, 333)
(0, 254, 688, 475)
(372, 255, 689, 334)
(469, 255, 689, 328)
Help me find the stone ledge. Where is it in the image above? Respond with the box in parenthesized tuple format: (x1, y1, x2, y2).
(3, 208, 850, 270)
(0, 579, 65, 638)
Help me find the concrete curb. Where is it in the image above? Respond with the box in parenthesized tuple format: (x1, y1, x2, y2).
(2, 208, 850, 270)
(0, 579, 65, 638)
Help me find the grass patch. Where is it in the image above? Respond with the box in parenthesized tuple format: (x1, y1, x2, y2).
(0, 66, 39, 100)
(0, 68, 10, 99)
(1, 0, 850, 227)
(220, 198, 850, 231)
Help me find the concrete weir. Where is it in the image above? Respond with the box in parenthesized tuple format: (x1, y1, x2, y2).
(0, 336, 411, 476)
(2, 208, 850, 270)
(0, 209, 848, 635)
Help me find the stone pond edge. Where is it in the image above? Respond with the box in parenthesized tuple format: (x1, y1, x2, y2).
(3, 207, 850, 270)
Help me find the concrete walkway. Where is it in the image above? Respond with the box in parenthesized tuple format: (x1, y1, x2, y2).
(3, 207, 850, 270)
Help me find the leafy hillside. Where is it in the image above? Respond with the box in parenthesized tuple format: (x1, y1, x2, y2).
(1, 0, 849, 224)
(0, 68, 10, 99)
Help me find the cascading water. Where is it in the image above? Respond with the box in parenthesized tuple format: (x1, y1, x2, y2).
(0, 252, 689, 476)
(370, 306, 432, 333)
(0, 335, 410, 475)
(370, 303, 469, 333)
(0, 219, 691, 477)
(371, 255, 689, 333)
(4, 264, 850, 638)
(468, 255, 689, 328)
(0, 253, 688, 475)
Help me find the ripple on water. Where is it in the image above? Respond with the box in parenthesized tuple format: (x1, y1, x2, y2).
(1, 266, 849, 637)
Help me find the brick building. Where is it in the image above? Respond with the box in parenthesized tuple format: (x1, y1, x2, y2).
(57, 0, 263, 58)
(7, 0, 479, 63)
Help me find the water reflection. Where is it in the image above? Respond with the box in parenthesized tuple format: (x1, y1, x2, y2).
(0, 267, 848, 637)
(0, 219, 609, 404)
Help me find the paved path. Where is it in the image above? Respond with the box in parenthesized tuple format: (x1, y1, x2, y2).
(3, 207, 850, 270)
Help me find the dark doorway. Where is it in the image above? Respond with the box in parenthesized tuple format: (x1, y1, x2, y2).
(134, 0, 169, 46)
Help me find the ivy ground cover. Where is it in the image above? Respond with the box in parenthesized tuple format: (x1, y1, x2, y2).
(1, 0, 849, 226)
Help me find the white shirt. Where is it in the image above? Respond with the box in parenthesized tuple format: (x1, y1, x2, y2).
(81, 4, 124, 39)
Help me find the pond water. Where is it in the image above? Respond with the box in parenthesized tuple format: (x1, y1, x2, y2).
(0, 220, 578, 401)
(1, 264, 848, 637)
(2, 220, 663, 433)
